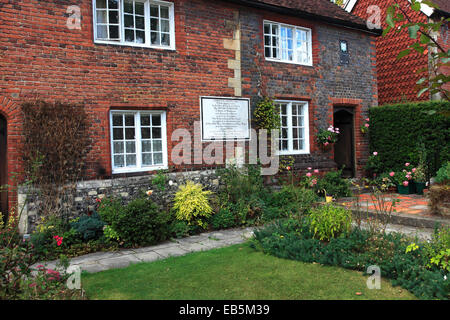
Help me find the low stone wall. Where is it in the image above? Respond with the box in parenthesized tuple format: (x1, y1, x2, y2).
(18, 170, 219, 234)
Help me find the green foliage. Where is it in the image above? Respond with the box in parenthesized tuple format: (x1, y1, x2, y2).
(435, 162, 450, 184)
(70, 212, 105, 241)
(384, 0, 450, 99)
(103, 225, 120, 242)
(169, 220, 192, 239)
(152, 170, 168, 191)
(253, 219, 449, 300)
(210, 208, 237, 230)
(254, 97, 280, 132)
(314, 169, 352, 197)
(316, 126, 339, 145)
(173, 181, 213, 229)
(269, 185, 318, 218)
(308, 204, 352, 241)
(369, 101, 450, 177)
(424, 226, 450, 272)
(98, 197, 171, 247)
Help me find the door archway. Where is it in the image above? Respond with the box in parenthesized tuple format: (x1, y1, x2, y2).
(333, 107, 355, 178)
(0, 114, 7, 221)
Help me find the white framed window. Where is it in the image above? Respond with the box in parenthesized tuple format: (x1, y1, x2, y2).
(93, 0, 175, 50)
(110, 110, 168, 173)
(276, 101, 310, 155)
(264, 20, 312, 66)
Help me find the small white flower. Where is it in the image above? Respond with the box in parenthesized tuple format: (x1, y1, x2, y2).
(445, 275, 447, 281)
(169, 180, 173, 186)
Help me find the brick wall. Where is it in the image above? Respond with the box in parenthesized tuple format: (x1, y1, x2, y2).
(0, 0, 377, 210)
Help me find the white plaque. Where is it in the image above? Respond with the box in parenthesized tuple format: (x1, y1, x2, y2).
(200, 97, 250, 141)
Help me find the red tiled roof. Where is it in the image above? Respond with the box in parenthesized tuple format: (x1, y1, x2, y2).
(226, 0, 381, 34)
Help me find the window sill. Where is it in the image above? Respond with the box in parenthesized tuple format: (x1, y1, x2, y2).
(112, 165, 168, 175)
(265, 58, 313, 67)
(94, 40, 176, 51)
(277, 150, 311, 156)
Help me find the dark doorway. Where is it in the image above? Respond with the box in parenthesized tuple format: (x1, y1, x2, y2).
(0, 115, 7, 221)
(333, 107, 355, 178)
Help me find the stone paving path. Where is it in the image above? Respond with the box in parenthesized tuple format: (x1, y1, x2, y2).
(33, 227, 255, 273)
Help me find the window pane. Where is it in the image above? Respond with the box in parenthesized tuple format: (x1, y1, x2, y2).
(141, 128, 151, 139)
(96, 0, 107, 9)
(150, 5, 159, 17)
(151, 18, 159, 31)
(108, 0, 119, 10)
(113, 141, 124, 154)
(142, 153, 153, 166)
(109, 25, 119, 39)
(113, 128, 123, 140)
(282, 140, 288, 150)
(124, 1, 133, 13)
(293, 140, 298, 150)
(97, 25, 108, 39)
(126, 154, 136, 166)
(264, 24, 270, 34)
(154, 153, 163, 165)
(153, 140, 162, 152)
(124, 14, 134, 28)
(109, 10, 119, 24)
(126, 141, 136, 153)
(152, 128, 162, 139)
(112, 115, 123, 126)
(161, 20, 169, 33)
(272, 25, 278, 35)
(125, 128, 135, 140)
(151, 32, 160, 45)
(265, 47, 271, 57)
(161, 33, 169, 46)
(125, 115, 134, 126)
(96, 10, 107, 23)
(142, 140, 152, 152)
(160, 6, 169, 19)
(114, 155, 125, 167)
(141, 115, 150, 126)
(135, 2, 145, 15)
(136, 30, 145, 44)
(136, 16, 145, 30)
(125, 29, 135, 42)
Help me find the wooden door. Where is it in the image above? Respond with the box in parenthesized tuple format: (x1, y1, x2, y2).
(0, 116, 7, 221)
(333, 108, 354, 178)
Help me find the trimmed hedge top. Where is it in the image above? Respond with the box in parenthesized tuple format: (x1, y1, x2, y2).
(369, 101, 450, 177)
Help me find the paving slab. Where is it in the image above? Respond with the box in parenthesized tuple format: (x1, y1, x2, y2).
(97, 255, 141, 269)
(153, 246, 189, 258)
(134, 251, 162, 263)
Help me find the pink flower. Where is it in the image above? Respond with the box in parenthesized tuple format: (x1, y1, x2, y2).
(307, 167, 312, 170)
(311, 179, 318, 185)
(405, 163, 410, 167)
(412, 168, 416, 173)
(389, 172, 395, 177)
(53, 235, 63, 246)
(373, 152, 378, 156)
(324, 142, 329, 146)
(365, 118, 370, 122)
(403, 181, 409, 187)
(306, 172, 312, 177)
(286, 166, 291, 171)
(314, 169, 319, 173)
(406, 174, 412, 180)
(365, 123, 370, 128)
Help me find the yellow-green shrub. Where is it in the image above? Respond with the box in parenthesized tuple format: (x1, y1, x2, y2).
(309, 204, 352, 241)
(173, 181, 213, 229)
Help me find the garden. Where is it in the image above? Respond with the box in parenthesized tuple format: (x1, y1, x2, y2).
(0, 100, 449, 300)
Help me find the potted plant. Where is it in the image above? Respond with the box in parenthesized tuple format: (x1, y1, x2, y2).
(316, 125, 339, 149)
(392, 164, 414, 194)
(412, 165, 426, 195)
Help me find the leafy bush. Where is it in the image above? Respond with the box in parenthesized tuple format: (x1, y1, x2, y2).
(252, 219, 449, 300)
(314, 169, 352, 198)
(98, 197, 171, 247)
(253, 97, 280, 131)
(428, 185, 450, 216)
(308, 204, 352, 241)
(210, 208, 237, 230)
(369, 101, 450, 177)
(269, 185, 318, 218)
(169, 220, 191, 239)
(435, 162, 450, 184)
(70, 213, 105, 241)
(173, 181, 213, 229)
(424, 226, 450, 272)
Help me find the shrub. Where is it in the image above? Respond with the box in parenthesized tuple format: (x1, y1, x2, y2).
(269, 185, 318, 218)
(169, 220, 191, 239)
(308, 204, 352, 241)
(253, 97, 280, 131)
(70, 212, 104, 241)
(252, 219, 449, 300)
(98, 197, 171, 247)
(314, 169, 352, 198)
(428, 185, 450, 216)
(435, 162, 450, 185)
(424, 226, 450, 272)
(210, 208, 237, 230)
(173, 181, 213, 229)
(369, 101, 450, 178)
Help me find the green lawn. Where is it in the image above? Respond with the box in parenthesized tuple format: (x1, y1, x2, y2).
(82, 244, 416, 300)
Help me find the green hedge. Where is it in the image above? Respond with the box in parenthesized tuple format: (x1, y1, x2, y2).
(369, 101, 450, 177)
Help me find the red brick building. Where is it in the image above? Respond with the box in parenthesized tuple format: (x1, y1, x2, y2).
(347, 0, 450, 104)
(0, 0, 380, 227)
